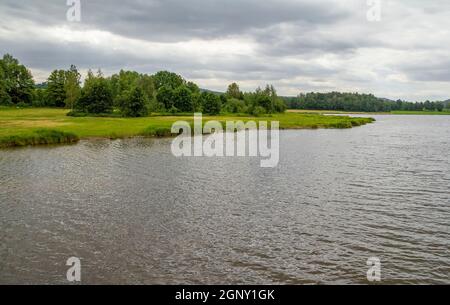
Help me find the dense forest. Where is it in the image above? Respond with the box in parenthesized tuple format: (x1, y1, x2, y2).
(283, 92, 447, 112)
(1, 54, 448, 115)
(0, 54, 286, 117)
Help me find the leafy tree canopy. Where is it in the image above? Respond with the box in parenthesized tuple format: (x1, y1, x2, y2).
(153, 71, 185, 90)
(0, 54, 34, 105)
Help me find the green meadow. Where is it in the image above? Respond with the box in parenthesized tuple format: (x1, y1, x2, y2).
(0, 108, 374, 148)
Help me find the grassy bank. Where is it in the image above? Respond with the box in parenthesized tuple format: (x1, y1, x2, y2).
(0, 108, 374, 148)
(0, 129, 79, 148)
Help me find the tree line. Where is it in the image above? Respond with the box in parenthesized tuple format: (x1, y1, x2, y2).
(283, 92, 447, 112)
(3, 54, 446, 115)
(0, 54, 286, 117)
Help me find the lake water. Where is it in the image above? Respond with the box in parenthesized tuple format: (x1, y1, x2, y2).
(0, 115, 449, 284)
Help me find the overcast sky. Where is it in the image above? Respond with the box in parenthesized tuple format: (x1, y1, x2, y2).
(1, 0, 449, 101)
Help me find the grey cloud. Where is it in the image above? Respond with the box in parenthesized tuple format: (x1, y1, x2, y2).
(1, 0, 350, 41)
(1, 0, 450, 100)
(399, 60, 450, 82)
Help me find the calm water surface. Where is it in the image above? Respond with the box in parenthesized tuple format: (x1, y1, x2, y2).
(0, 115, 449, 284)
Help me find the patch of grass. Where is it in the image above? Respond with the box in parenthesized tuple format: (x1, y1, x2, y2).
(140, 127, 173, 138)
(0, 108, 374, 148)
(0, 129, 79, 148)
(67, 111, 124, 118)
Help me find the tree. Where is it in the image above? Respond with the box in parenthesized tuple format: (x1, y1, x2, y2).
(137, 74, 155, 101)
(173, 85, 193, 112)
(32, 88, 47, 107)
(156, 86, 175, 110)
(46, 70, 67, 107)
(226, 82, 243, 100)
(111, 70, 139, 103)
(153, 71, 185, 90)
(118, 86, 148, 117)
(0, 66, 11, 105)
(186, 81, 200, 95)
(436, 102, 444, 112)
(64, 65, 81, 110)
(223, 98, 247, 113)
(273, 99, 286, 113)
(109, 71, 155, 111)
(200, 92, 221, 115)
(254, 87, 272, 112)
(75, 71, 113, 114)
(0, 54, 34, 104)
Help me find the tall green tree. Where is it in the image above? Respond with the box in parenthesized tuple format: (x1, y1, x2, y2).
(226, 82, 243, 100)
(200, 92, 221, 115)
(118, 86, 148, 117)
(46, 69, 67, 107)
(173, 85, 193, 112)
(156, 85, 175, 110)
(153, 71, 185, 90)
(64, 65, 81, 110)
(109, 71, 155, 109)
(75, 71, 113, 114)
(0, 65, 11, 105)
(0, 54, 34, 104)
(137, 74, 155, 101)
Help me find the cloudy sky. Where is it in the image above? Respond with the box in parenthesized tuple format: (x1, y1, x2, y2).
(1, 0, 449, 101)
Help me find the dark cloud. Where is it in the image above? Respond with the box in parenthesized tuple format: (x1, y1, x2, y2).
(0, 0, 450, 100)
(1, 0, 350, 41)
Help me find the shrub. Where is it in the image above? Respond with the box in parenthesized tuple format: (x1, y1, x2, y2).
(223, 98, 247, 113)
(16, 102, 30, 108)
(140, 127, 173, 138)
(252, 106, 267, 117)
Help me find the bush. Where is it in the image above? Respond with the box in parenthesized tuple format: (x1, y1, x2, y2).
(273, 99, 287, 113)
(147, 99, 165, 113)
(16, 102, 30, 108)
(223, 98, 247, 113)
(140, 127, 173, 138)
(168, 106, 179, 114)
(251, 106, 267, 117)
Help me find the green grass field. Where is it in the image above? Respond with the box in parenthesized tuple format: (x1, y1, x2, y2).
(0, 108, 374, 148)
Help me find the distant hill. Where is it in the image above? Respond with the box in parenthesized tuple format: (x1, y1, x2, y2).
(200, 88, 223, 96)
(35, 82, 48, 89)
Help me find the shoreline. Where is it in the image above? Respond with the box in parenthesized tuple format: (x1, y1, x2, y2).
(287, 109, 450, 115)
(0, 108, 375, 149)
